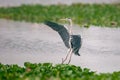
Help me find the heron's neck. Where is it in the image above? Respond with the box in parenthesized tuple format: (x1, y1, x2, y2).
(68, 20, 73, 35)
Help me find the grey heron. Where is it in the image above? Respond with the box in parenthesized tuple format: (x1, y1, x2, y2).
(44, 18, 81, 64)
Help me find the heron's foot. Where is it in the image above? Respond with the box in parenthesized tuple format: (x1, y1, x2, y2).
(61, 58, 66, 64)
(61, 58, 64, 64)
(67, 59, 71, 64)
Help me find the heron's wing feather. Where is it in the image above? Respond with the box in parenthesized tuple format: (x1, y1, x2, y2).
(71, 35, 81, 56)
(44, 21, 70, 48)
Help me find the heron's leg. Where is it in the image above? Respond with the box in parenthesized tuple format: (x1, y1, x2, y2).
(62, 48, 71, 64)
(62, 48, 70, 64)
(68, 50, 73, 64)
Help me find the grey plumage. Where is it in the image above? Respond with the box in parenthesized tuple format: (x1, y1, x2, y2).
(70, 35, 81, 56)
(44, 21, 70, 48)
(44, 21, 81, 56)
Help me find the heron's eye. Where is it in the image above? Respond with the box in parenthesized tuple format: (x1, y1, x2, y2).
(67, 18, 71, 19)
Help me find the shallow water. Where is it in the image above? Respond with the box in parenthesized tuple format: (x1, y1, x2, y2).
(0, 0, 120, 7)
(0, 19, 120, 73)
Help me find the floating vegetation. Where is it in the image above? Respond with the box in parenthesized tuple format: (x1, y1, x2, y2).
(0, 4, 120, 27)
(0, 62, 120, 80)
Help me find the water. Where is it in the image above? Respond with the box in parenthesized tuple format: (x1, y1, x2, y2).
(0, 0, 120, 7)
(0, 19, 120, 73)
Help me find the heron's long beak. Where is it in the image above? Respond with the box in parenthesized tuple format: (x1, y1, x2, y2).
(59, 19, 67, 21)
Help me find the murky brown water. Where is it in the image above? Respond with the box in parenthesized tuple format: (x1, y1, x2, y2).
(0, 19, 120, 73)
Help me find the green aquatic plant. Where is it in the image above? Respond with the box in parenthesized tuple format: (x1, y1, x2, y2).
(0, 62, 120, 80)
(0, 4, 120, 27)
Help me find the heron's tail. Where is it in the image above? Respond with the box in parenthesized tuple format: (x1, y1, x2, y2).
(74, 52, 80, 56)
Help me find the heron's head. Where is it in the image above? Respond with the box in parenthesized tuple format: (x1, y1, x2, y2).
(60, 18, 73, 27)
(60, 18, 72, 22)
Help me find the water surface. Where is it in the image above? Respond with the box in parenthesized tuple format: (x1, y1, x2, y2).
(0, 0, 120, 7)
(0, 19, 120, 73)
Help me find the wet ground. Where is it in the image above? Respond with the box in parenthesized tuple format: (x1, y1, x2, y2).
(0, 0, 120, 7)
(0, 19, 120, 73)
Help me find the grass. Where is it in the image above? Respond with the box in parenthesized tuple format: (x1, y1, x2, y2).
(0, 62, 120, 80)
(0, 4, 120, 27)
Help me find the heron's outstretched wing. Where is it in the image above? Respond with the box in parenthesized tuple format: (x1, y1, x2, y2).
(44, 21, 70, 48)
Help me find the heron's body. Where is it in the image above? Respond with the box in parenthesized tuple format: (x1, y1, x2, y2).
(70, 35, 81, 56)
(44, 18, 81, 64)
